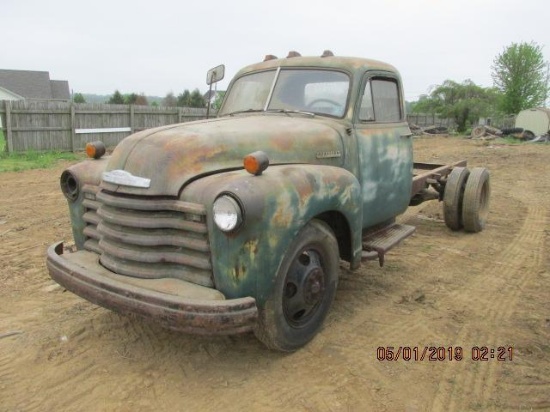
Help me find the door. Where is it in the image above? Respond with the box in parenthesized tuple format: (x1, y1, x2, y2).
(355, 74, 413, 228)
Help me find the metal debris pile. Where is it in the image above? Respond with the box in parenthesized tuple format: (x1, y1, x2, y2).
(469, 126, 549, 142)
(409, 123, 449, 136)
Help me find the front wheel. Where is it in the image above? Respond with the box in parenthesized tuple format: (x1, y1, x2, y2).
(254, 220, 339, 351)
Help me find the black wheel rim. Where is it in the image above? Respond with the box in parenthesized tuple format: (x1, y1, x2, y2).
(282, 248, 326, 328)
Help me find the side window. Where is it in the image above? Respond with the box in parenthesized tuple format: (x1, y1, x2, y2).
(359, 78, 401, 122)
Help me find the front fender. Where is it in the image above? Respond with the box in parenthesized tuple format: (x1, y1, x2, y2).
(181, 165, 362, 306)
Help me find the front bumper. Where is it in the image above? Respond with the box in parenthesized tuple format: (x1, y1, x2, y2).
(46, 242, 258, 335)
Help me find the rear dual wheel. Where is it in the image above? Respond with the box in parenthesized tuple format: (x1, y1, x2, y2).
(462, 167, 491, 233)
(443, 166, 490, 233)
(443, 167, 470, 231)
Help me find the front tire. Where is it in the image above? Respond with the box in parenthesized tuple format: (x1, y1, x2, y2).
(254, 220, 339, 351)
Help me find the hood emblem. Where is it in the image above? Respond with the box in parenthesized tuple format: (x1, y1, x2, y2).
(316, 150, 341, 159)
(102, 170, 151, 188)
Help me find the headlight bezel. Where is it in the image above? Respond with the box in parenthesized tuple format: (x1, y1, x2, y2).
(212, 193, 244, 233)
(60, 170, 80, 201)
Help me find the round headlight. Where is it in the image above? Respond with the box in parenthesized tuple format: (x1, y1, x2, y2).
(213, 195, 243, 232)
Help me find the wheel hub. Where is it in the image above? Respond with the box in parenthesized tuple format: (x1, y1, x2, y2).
(283, 250, 326, 326)
(303, 269, 323, 305)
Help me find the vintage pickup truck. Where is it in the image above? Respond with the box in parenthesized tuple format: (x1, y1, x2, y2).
(47, 51, 490, 351)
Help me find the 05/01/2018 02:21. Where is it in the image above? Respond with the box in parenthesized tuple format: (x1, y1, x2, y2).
(376, 346, 513, 362)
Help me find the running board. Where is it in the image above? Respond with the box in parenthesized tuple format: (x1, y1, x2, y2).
(362, 224, 416, 267)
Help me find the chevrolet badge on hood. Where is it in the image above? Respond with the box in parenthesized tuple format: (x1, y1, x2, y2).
(102, 170, 151, 188)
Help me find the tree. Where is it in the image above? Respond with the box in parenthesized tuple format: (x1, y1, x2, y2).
(73, 93, 86, 103)
(177, 89, 206, 108)
(134, 94, 148, 106)
(491, 41, 549, 114)
(108, 90, 125, 104)
(177, 90, 191, 107)
(189, 89, 206, 108)
(162, 92, 177, 107)
(411, 80, 500, 132)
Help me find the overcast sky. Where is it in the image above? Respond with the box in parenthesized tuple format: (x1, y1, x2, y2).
(3, 0, 549, 101)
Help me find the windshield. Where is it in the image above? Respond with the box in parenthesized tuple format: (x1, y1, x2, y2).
(220, 69, 350, 117)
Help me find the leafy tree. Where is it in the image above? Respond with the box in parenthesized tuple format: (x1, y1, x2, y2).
(177, 89, 206, 108)
(108, 90, 125, 104)
(411, 80, 500, 132)
(134, 94, 148, 106)
(189, 89, 206, 108)
(162, 92, 177, 107)
(177, 90, 191, 107)
(491, 41, 549, 114)
(124, 93, 139, 105)
(73, 93, 86, 103)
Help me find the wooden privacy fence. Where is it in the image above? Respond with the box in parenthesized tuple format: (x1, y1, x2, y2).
(0, 100, 210, 153)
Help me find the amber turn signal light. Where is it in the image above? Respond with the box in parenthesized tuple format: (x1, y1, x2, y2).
(86, 141, 106, 159)
(243, 151, 269, 176)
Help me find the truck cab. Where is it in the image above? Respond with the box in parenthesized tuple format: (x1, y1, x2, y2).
(47, 51, 490, 351)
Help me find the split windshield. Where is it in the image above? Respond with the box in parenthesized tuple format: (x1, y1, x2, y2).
(220, 69, 350, 118)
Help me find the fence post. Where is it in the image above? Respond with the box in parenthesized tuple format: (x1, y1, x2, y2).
(130, 105, 135, 134)
(5, 100, 13, 153)
(70, 103, 76, 152)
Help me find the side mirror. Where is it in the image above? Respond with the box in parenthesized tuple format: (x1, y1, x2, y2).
(206, 64, 225, 119)
(206, 64, 225, 85)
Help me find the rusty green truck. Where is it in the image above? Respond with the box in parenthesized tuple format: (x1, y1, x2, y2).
(47, 51, 490, 351)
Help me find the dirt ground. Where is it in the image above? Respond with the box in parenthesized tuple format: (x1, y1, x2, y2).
(1, 136, 549, 411)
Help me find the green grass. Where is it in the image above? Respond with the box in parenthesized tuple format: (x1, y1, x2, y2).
(0, 131, 82, 172)
(501, 136, 525, 145)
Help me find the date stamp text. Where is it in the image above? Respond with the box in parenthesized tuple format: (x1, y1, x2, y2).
(376, 346, 513, 362)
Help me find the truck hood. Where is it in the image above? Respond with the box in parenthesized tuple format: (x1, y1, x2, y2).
(103, 115, 347, 196)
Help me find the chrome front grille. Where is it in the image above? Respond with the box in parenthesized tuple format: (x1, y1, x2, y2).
(82, 185, 101, 254)
(81, 185, 213, 287)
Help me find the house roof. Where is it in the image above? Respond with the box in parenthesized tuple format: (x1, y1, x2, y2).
(50, 80, 70, 100)
(0, 69, 70, 100)
(0, 85, 24, 99)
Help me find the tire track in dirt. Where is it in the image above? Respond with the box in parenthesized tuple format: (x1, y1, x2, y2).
(2, 320, 98, 411)
(432, 181, 547, 411)
(7, 313, 160, 411)
(370, 214, 475, 345)
(0, 345, 17, 408)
